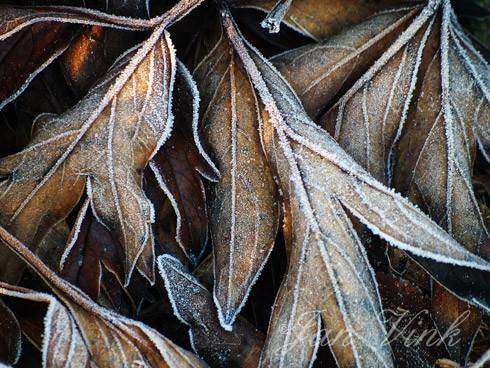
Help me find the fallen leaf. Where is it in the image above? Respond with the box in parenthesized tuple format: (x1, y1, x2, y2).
(158, 254, 265, 367)
(0, 4, 156, 110)
(193, 23, 280, 328)
(310, 2, 489, 360)
(218, 6, 490, 366)
(0, 223, 208, 368)
(232, 0, 404, 41)
(150, 61, 219, 264)
(272, 6, 420, 120)
(0, 17, 179, 285)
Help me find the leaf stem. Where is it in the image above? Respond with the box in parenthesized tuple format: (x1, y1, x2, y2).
(260, 0, 293, 33)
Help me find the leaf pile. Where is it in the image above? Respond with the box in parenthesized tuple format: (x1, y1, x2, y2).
(0, 0, 489, 367)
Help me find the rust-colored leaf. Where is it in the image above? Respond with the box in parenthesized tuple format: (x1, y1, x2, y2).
(0, 5, 156, 109)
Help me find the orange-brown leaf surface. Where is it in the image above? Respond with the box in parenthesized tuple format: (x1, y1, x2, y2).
(0, 22, 176, 285)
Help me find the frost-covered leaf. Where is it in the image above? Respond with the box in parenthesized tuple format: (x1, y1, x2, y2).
(0, 224, 208, 368)
(193, 25, 279, 328)
(0, 299, 21, 365)
(219, 6, 490, 367)
(310, 1, 489, 355)
(276, 2, 490, 358)
(150, 61, 219, 264)
(0, 21, 177, 285)
(316, 1, 490, 252)
(0, 5, 156, 109)
(272, 6, 421, 120)
(158, 254, 264, 367)
(232, 0, 405, 41)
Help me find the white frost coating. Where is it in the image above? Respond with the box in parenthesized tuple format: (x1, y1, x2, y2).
(341, 198, 490, 272)
(334, 1, 438, 109)
(148, 31, 177, 162)
(213, 204, 277, 331)
(387, 17, 434, 183)
(59, 198, 90, 270)
(223, 55, 238, 328)
(213, 290, 233, 332)
(157, 255, 192, 326)
(307, 314, 322, 368)
(145, 0, 151, 18)
(474, 98, 490, 163)
(449, 27, 490, 103)
(176, 60, 219, 180)
(220, 6, 490, 366)
(441, 0, 456, 235)
(278, 227, 310, 368)
(7, 20, 170, 227)
(0, 44, 69, 111)
(260, 0, 293, 34)
(315, 236, 364, 368)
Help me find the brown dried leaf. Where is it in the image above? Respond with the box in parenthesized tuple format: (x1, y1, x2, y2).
(312, 1, 490, 254)
(309, 2, 489, 358)
(0, 5, 156, 109)
(275, 3, 489, 357)
(0, 299, 21, 365)
(272, 7, 420, 120)
(0, 21, 176, 285)
(232, 0, 405, 41)
(193, 26, 279, 327)
(150, 61, 219, 264)
(219, 6, 490, 367)
(158, 254, 265, 368)
(0, 225, 208, 368)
